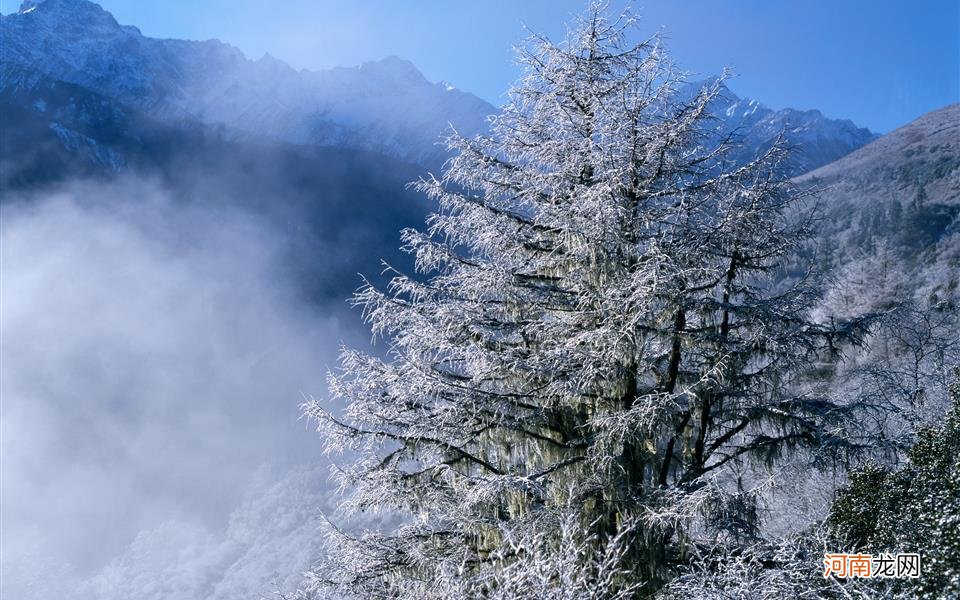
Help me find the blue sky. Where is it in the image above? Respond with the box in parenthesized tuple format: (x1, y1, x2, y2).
(7, 0, 959, 132)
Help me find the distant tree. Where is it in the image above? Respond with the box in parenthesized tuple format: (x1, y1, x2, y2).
(816, 240, 905, 319)
(913, 181, 928, 208)
(304, 4, 876, 597)
(888, 199, 904, 229)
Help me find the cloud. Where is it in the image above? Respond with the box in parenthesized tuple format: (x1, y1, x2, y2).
(84, 465, 332, 600)
(0, 178, 356, 597)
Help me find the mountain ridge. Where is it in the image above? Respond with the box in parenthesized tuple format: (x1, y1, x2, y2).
(692, 78, 879, 175)
(1, 0, 495, 164)
(2, 0, 879, 173)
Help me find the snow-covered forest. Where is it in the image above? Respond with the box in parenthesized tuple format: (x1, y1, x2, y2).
(1, 1, 957, 599)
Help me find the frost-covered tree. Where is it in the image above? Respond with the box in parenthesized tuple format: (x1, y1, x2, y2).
(304, 5, 875, 597)
(843, 303, 959, 443)
(659, 525, 860, 599)
(817, 244, 959, 448)
(815, 240, 906, 320)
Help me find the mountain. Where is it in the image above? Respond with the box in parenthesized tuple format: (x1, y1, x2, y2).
(2, 0, 882, 176)
(799, 103, 959, 209)
(0, 69, 433, 305)
(697, 80, 879, 176)
(798, 103, 960, 312)
(2, 0, 495, 165)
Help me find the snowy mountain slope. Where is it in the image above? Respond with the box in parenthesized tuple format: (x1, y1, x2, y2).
(0, 78, 432, 306)
(0, 65, 177, 185)
(798, 103, 959, 205)
(798, 103, 960, 310)
(1, 0, 494, 165)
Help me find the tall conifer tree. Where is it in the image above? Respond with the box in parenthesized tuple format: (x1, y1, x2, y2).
(305, 5, 873, 596)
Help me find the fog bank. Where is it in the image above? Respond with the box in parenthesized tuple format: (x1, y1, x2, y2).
(1, 179, 358, 597)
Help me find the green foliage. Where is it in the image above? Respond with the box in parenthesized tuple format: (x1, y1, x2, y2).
(827, 462, 897, 549)
(828, 368, 960, 597)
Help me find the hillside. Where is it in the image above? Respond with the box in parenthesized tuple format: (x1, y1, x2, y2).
(799, 103, 960, 312)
